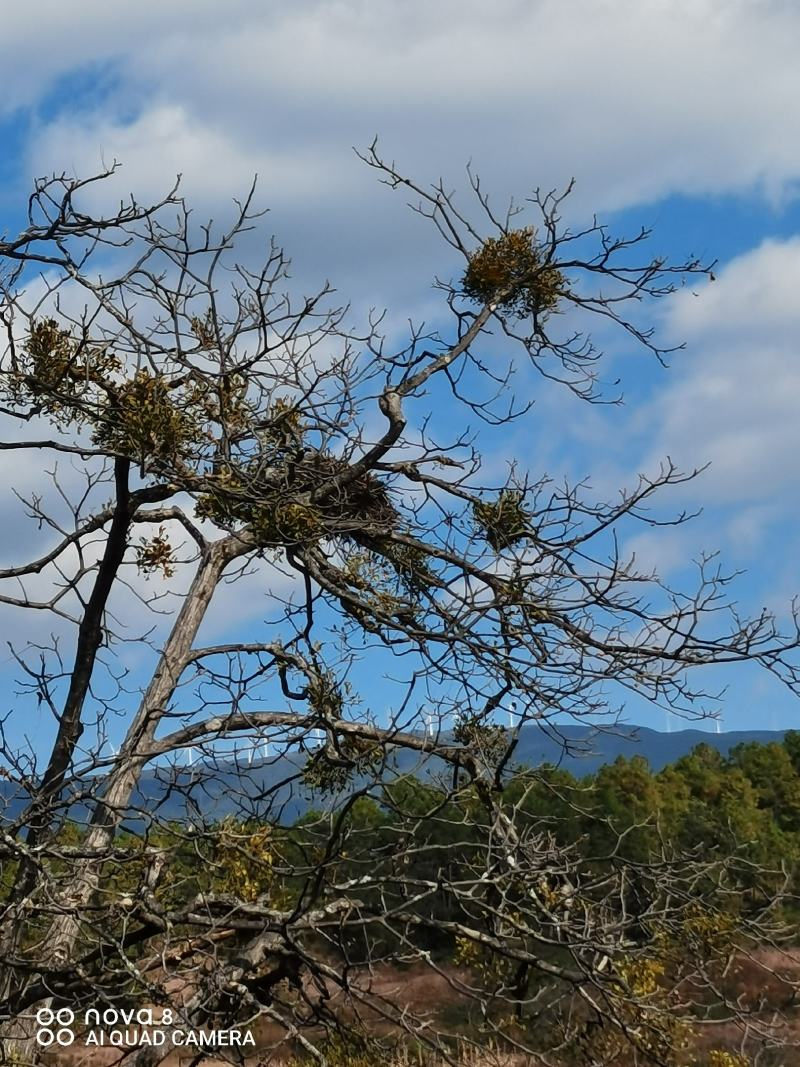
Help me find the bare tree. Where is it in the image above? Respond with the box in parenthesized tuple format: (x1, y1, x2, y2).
(0, 149, 797, 1066)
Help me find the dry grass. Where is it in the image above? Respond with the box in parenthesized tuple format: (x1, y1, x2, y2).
(40, 949, 800, 1066)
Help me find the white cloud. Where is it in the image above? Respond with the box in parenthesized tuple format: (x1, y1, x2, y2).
(668, 238, 800, 345)
(645, 237, 800, 508)
(0, 1, 256, 115)
(27, 105, 347, 210)
(0, 0, 795, 319)
(13, 0, 800, 217)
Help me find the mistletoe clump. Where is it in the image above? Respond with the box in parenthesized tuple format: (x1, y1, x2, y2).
(462, 227, 564, 317)
(93, 370, 204, 470)
(13, 319, 120, 424)
(23, 319, 79, 394)
(136, 526, 176, 579)
(254, 500, 325, 546)
(302, 675, 381, 792)
(372, 538, 432, 588)
(339, 542, 429, 628)
(195, 467, 326, 547)
(307, 673, 346, 720)
(452, 714, 508, 765)
(302, 734, 383, 794)
(473, 489, 530, 551)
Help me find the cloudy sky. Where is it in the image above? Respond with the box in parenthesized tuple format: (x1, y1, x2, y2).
(2, 0, 800, 735)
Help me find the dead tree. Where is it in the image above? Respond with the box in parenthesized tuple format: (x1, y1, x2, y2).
(0, 151, 797, 1066)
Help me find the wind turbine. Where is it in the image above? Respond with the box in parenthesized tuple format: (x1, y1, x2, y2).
(246, 736, 270, 763)
(508, 700, 517, 729)
(247, 735, 268, 765)
(425, 714, 434, 738)
(186, 746, 198, 777)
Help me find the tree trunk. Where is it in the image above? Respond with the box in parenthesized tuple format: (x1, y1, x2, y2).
(49, 537, 238, 961)
(3, 535, 245, 1063)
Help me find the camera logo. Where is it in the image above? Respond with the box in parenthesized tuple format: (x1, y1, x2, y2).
(35, 1006, 75, 1047)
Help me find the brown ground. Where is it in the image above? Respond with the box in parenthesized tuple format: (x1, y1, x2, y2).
(38, 949, 800, 1066)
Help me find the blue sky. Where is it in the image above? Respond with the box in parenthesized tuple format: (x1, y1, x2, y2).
(2, 0, 800, 748)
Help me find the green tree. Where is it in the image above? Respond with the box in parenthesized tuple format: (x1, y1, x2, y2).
(588, 755, 661, 862)
(729, 740, 800, 833)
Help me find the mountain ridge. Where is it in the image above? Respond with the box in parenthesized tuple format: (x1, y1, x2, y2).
(0, 724, 791, 827)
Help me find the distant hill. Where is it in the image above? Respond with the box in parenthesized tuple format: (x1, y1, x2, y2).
(507, 723, 789, 777)
(0, 724, 790, 827)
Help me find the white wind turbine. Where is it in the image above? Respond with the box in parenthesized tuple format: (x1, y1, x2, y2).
(186, 746, 198, 776)
(247, 735, 270, 764)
